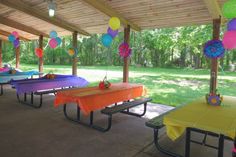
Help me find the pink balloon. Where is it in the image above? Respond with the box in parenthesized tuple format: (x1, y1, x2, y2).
(49, 38, 58, 48)
(222, 31, 236, 50)
(12, 31, 19, 38)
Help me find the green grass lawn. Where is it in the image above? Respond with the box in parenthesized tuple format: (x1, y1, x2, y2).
(20, 64, 236, 107)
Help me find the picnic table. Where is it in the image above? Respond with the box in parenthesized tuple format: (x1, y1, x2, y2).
(54, 82, 151, 132)
(11, 74, 89, 108)
(0, 70, 40, 95)
(146, 96, 236, 157)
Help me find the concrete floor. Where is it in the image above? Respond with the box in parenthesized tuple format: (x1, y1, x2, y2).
(0, 85, 233, 157)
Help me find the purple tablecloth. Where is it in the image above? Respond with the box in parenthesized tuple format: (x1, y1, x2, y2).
(12, 75, 89, 94)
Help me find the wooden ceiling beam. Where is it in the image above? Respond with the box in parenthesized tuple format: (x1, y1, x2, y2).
(0, 29, 30, 41)
(0, 16, 49, 37)
(81, 0, 141, 31)
(0, 34, 10, 42)
(0, 0, 90, 36)
(202, 0, 222, 19)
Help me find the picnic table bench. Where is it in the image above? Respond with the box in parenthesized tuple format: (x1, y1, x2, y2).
(64, 97, 152, 132)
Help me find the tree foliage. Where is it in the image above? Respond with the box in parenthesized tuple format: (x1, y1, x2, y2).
(2, 24, 236, 69)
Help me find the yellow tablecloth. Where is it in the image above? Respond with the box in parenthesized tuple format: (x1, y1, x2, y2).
(163, 96, 236, 141)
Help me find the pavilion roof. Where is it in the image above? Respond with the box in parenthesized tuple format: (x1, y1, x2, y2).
(0, 0, 226, 40)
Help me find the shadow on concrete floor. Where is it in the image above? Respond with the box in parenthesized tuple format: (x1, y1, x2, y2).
(0, 85, 233, 157)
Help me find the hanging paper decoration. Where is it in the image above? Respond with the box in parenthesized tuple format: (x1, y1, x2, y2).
(109, 17, 121, 30)
(67, 48, 78, 57)
(222, 31, 236, 50)
(101, 34, 113, 47)
(222, 0, 236, 19)
(203, 40, 225, 58)
(207, 95, 222, 106)
(107, 27, 118, 38)
(35, 48, 43, 58)
(227, 18, 236, 31)
(48, 30, 62, 49)
(119, 42, 132, 58)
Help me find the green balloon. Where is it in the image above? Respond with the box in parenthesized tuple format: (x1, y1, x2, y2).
(222, 0, 236, 18)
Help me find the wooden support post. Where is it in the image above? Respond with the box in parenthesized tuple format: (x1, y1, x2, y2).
(72, 31, 78, 76)
(123, 25, 131, 83)
(0, 39, 2, 67)
(15, 44, 20, 69)
(39, 35, 43, 74)
(210, 18, 221, 95)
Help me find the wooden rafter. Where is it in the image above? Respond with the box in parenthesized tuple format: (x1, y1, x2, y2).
(81, 0, 141, 31)
(0, 34, 9, 41)
(0, 16, 49, 37)
(0, 0, 90, 36)
(202, 0, 222, 19)
(0, 29, 30, 41)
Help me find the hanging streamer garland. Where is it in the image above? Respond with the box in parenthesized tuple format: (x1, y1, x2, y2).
(35, 48, 43, 58)
(8, 31, 20, 48)
(203, 40, 225, 59)
(119, 42, 132, 58)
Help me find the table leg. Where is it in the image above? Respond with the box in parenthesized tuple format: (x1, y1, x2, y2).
(185, 128, 191, 157)
(218, 134, 224, 157)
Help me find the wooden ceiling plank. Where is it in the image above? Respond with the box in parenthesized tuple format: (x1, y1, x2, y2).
(202, 0, 222, 19)
(0, 16, 49, 37)
(81, 0, 141, 31)
(0, 29, 30, 41)
(0, 0, 90, 36)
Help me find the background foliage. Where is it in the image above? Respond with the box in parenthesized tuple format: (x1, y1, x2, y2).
(2, 24, 236, 69)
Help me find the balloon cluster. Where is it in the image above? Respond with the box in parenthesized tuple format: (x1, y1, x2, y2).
(35, 48, 43, 58)
(222, 0, 236, 50)
(49, 31, 62, 49)
(119, 42, 132, 58)
(67, 48, 78, 57)
(8, 31, 20, 48)
(101, 17, 120, 47)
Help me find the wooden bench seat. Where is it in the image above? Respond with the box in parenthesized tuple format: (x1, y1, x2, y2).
(101, 97, 152, 116)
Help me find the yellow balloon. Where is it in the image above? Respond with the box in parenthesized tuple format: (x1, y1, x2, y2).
(109, 17, 120, 30)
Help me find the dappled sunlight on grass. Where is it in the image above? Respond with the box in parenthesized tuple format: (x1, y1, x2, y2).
(20, 64, 236, 107)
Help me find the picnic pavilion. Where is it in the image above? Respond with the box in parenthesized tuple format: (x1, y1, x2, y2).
(0, 0, 234, 157)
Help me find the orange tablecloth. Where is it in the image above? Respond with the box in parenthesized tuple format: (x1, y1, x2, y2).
(54, 83, 146, 115)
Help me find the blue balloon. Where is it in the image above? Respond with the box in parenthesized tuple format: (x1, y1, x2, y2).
(50, 31, 57, 38)
(101, 34, 113, 47)
(8, 34, 15, 42)
(55, 37, 62, 46)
